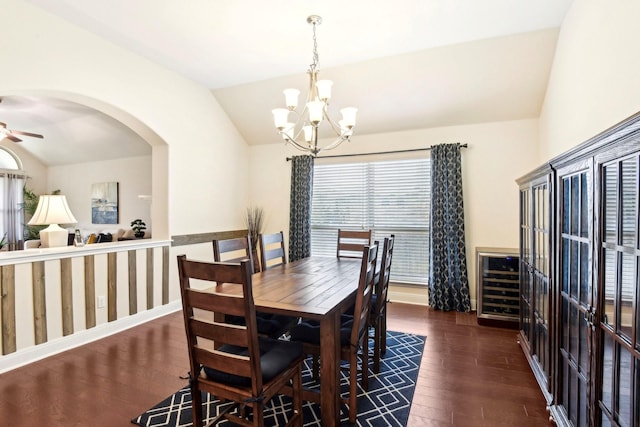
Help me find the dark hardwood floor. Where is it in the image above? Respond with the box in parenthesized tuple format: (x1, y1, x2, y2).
(0, 303, 552, 426)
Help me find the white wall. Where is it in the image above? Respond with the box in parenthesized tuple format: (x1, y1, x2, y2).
(539, 0, 640, 161)
(48, 155, 152, 238)
(2, 0, 250, 304)
(249, 118, 539, 306)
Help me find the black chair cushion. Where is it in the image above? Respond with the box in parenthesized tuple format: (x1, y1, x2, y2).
(203, 337, 303, 387)
(226, 313, 298, 338)
(290, 315, 354, 346)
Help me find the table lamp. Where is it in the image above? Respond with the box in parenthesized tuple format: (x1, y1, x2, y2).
(27, 195, 78, 248)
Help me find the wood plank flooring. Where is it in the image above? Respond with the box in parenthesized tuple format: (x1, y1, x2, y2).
(0, 303, 552, 426)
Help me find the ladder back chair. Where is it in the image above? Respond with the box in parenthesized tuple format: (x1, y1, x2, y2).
(290, 243, 378, 424)
(368, 235, 395, 373)
(336, 229, 372, 259)
(259, 231, 287, 270)
(213, 235, 259, 273)
(213, 236, 294, 339)
(177, 255, 303, 427)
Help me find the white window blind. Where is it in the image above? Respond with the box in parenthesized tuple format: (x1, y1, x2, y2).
(311, 158, 430, 284)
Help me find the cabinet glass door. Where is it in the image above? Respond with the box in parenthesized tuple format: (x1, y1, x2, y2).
(598, 154, 640, 427)
(532, 181, 551, 389)
(521, 187, 533, 344)
(557, 166, 592, 427)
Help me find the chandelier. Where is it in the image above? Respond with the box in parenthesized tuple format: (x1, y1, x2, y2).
(271, 15, 357, 156)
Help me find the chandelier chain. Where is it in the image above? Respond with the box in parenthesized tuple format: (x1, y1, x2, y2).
(310, 21, 319, 72)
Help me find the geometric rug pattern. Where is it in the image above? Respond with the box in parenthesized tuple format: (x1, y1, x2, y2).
(132, 331, 425, 427)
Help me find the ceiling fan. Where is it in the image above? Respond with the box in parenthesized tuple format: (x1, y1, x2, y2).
(0, 121, 44, 143)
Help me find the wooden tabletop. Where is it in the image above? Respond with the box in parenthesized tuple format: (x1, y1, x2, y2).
(249, 256, 362, 318)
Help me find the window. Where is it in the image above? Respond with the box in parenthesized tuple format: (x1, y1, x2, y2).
(0, 147, 26, 250)
(311, 158, 430, 284)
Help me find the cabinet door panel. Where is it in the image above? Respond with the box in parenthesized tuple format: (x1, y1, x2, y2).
(557, 164, 592, 427)
(597, 153, 640, 427)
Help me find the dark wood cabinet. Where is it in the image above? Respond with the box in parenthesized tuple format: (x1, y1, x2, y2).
(518, 167, 554, 404)
(518, 113, 640, 427)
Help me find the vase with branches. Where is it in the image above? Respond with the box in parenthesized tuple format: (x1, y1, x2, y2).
(244, 206, 264, 272)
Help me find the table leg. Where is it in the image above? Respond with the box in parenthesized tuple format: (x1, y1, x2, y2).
(320, 310, 341, 427)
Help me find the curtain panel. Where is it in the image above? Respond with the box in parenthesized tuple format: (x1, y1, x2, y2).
(288, 155, 314, 262)
(428, 143, 471, 311)
(0, 173, 26, 250)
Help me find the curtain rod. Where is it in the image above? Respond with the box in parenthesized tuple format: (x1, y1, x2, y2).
(286, 143, 467, 161)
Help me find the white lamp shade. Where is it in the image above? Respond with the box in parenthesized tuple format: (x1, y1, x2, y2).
(303, 125, 313, 143)
(28, 195, 77, 225)
(272, 108, 290, 129)
(315, 80, 333, 101)
(306, 101, 324, 124)
(28, 195, 77, 248)
(283, 89, 300, 110)
(340, 107, 358, 128)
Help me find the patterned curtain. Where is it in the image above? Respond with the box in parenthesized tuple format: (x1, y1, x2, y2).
(429, 143, 471, 312)
(0, 173, 26, 251)
(288, 155, 314, 262)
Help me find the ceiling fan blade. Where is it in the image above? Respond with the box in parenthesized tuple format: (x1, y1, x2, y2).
(11, 130, 44, 139)
(6, 134, 22, 143)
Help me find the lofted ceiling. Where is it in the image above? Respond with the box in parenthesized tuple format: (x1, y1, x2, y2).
(2, 0, 573, 165)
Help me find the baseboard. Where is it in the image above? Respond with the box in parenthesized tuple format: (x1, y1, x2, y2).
(388, 284, 477, 310)
(0, 301, 182, 374)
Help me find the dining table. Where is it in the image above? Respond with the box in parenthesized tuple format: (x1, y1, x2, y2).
(216, 255, 362, 427)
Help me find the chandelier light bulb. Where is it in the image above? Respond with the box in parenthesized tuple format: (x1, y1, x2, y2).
(272, 108, 290, 130)
(307, 101, 324, 125)
(303, 125, 313, 143)
(340, 107, 358, 129)
(315, 80, 333, 102)
(283, 89, 300, 110)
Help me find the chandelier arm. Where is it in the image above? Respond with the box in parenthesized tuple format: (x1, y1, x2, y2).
(322, 107, 345, 137)
(286, 137, 314, 152)
(317, 135, 349, 154)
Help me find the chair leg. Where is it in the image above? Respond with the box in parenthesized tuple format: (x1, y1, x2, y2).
(349, 351, 358, 424)
(292, 365, 303, 427)
(381, 308, 388, 356)
(253, 401, 265, 427)
(312, 355, 320, 381)
(361, 337, 369, 391)
(190, 382, 203, 427)
(373, 318, 382, 374)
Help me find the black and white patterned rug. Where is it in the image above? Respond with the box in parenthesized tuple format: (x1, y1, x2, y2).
(132, 331, 425, 427)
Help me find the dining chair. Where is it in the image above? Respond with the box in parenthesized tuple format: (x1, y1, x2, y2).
(177, 255, 303, 427)
(336, 229, 372, 259)
(259, 231, 286, 270)
(213, 235, 259, 273)
(213, 235, 295, 339)
(289, 243, 378, 424)
(368, 235, 395, 373)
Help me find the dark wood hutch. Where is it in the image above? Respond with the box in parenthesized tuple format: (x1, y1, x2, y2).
(517, 113, 640, 427)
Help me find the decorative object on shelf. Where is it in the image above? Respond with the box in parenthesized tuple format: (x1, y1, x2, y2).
(271, 15, 357, 157)
(73, 229, 84, 247)
(27, 194, 78, 248)
(130, 219, 147, 238)
(91, 182, 119, 224)
(244, 206, 263, 272)
(0, 232, 7, 250)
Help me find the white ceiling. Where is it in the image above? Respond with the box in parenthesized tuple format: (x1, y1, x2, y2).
(2, 0, 573, 165)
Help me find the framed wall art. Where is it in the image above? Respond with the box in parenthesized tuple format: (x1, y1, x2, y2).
(91, 182, 119, 224)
